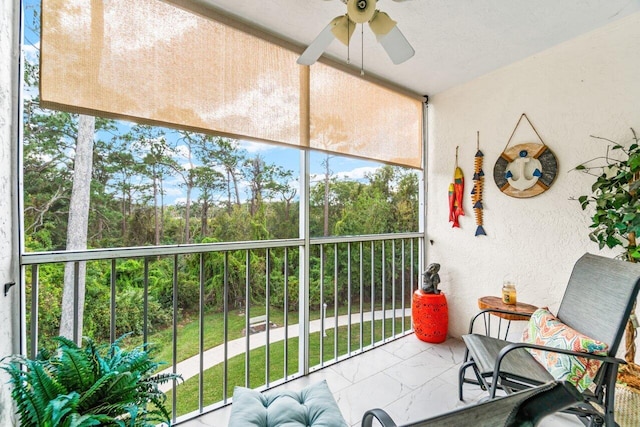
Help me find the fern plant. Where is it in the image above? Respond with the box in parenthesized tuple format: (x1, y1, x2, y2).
(1, 335, 181, 427)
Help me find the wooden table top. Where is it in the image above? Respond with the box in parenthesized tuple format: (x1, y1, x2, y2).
(477, 296, 538, 321)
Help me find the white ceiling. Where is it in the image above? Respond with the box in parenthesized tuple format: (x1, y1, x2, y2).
(196, 0, 640, 96)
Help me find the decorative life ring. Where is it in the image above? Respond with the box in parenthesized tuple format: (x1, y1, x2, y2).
(494, 114, 558, 198)
(493, 142, 558, 198)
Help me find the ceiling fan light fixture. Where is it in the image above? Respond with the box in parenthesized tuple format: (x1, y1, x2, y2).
(347, 0, 377, 23)
(331, 15, 356, 45)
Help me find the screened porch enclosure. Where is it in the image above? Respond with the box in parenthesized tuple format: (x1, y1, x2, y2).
(21, 0, 428, 424)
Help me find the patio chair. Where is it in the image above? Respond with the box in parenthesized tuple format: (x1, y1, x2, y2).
(362, 380, 582, 426)
(458, 252, 640, 427)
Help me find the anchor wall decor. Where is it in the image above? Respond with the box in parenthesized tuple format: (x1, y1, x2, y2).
(493, 114, 558, 198)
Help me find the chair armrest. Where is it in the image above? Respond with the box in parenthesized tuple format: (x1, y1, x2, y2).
(467, 309, 533, 334)
(505, 381, 583, 427)
(362, 408, 398, 427)
(489, 342, 625, 398)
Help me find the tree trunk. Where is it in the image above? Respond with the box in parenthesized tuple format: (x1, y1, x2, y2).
(59, 115, 95, 342)
(625, 303, 637, 364)
(160, 176, 165, 242)
(226, 170, 232, 213)
(284, 199, 290, 221)
(201, 198, 209, 236)
(121, 187, 126, 238)
(153, 170, 160, 246)
(323, 157, 331, 237)
(231, 170, 241, 207)
(184, 184, 192, 243)
(625, 232, 638, 364)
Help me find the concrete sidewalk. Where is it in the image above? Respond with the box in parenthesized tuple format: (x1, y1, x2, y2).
(159, 308, 411, 392)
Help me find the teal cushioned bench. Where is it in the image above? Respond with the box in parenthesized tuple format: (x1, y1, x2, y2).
(228, 380, 348, 427)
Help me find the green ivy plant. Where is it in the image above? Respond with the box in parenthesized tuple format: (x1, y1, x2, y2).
(575, 128, 640, 260)
(575, 128, 640, 365)
(1, 335, 181, 427)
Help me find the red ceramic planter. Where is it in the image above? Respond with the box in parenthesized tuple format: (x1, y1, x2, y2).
(412, 289, 448, 343)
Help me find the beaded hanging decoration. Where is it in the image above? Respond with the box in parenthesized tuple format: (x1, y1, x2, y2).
(472, 132, 486, 236)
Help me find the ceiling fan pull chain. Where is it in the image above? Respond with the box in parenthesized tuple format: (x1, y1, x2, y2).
(347, 18, 351, 64)
(361, 24, 365, 75)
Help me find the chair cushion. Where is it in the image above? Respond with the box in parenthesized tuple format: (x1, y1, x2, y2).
(228, 380, 348, 427)
(521, 307, 609, 392)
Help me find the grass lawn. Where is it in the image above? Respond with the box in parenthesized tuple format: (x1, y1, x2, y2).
(165, 317, 412, 417)
(148, 300, 406, 365)
(148, 308, 300, 365)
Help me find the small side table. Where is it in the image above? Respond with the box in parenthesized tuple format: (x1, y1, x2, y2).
(477, 296, 538, 339)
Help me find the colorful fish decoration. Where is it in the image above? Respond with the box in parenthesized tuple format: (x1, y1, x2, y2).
(449, 147, 464, 228)
(472, 132, 486, 236)
(448, 183, 457, 226)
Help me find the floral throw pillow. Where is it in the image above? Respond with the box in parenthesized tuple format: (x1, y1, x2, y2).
(521, 307, 609, 392)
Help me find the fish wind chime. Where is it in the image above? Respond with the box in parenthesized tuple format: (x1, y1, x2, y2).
(448, 147, 464, 228)
(471, 132, 486, 236)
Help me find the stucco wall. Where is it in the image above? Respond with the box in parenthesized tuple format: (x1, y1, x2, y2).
(0, 0, 18, 424)
(427, 11, 640, 349)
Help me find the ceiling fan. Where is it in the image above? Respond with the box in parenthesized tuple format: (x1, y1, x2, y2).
(297, 0, 415, 66)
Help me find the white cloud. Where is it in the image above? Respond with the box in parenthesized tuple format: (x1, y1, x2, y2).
(23, 42, 39, 63)
(335, 166, 379, 181)
(164, 187, 184, 197)
(241, 140, 279, 154)
(309, 166, 379, 184)
(179, 161, 194, 171)
(172, 145, 192, 161)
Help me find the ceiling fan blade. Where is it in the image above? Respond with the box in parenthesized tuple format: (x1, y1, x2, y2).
(369, 11, 415, 64)
(297, 16, 355, 65)
(297, 22, 337, 65)
(378, 25, 415, 64)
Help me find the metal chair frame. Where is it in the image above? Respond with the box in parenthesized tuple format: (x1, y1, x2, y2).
(363, 381, 583, 427)
(458, 253, 640, 427)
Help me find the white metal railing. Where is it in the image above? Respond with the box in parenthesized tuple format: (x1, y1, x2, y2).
(21, 233, 422, 424)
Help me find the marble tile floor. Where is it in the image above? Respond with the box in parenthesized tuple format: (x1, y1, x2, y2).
(178, 335, 583, 427)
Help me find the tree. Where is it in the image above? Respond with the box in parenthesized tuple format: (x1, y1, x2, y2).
(243, 154, 287, 217)
(190, 135, 230, 238)
(393, 170, 419, 232)
(272, 168, 297, 234)
(193, 166, 224, 237)
(203, 137, 245, 212)
(59, 114, 95, 341)
(106, 147, 142, 244)
(23, 98, 75, 246)
(88, 136, 124, 246)
(132, 125, 172, 245)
